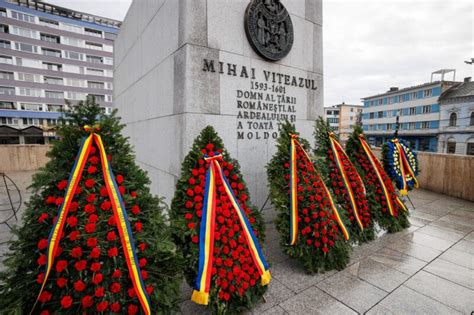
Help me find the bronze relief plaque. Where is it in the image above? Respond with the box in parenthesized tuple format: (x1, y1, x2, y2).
(244, 0, 294, 61)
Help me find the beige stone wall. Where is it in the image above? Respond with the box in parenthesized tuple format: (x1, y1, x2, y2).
(372, 148, 474, 201)
(0, 145, 51, 173)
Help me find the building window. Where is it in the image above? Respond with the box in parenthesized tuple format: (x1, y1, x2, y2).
(46, 119, 57, 126)
(86, 55, 103, 64)
(39, 18, 59, 28)
(0, 117, 18, 125)
(412, 92, 417, 99)
(0, 8, 6, 17)
(47, 104, 62, 112)
(386, 124, 392, 130)
(0, 55, 13, 64)
(43, 62, 62, 71)
(0, 86, 15, 95)
(470, 112, 474, 126)
(65, 78, 85, 87)
(89, 94, 105, 102)
(85, 28, 102, 38)
(421, 121, 430, 129)
(44, 76, 63, 85)
(18, 87, 41, 97)
(22, 118, 41, 126)
(467, 143, 474, 155)
(66, 91, 86, 100)
(449, 113, 457, 127)
(447, 141, 456, 154)
(0, 71, 14, 80)
(85, 42, 103, 50)
(45, 91, 64, 99)
(0, 40, 10, 49)
(15, 42, 38, 53)
(422, 105, 431, 114)
(11, 10, 35, 22)
(20, 103, 43, 111)
(10, 26, 36, 38)
(408, 122, 416, 130)
(0, 24, 8, 33)
(17, 73, 41, 82)
(88, 81, 105, 89)
(64, 51, 83, 61)
(377, 111, 383, 118)
(0, 101, 15, 109)
(424, 89, 432, 97)
(409, 107, 416, 115)
(42, 48, 61, 57)
(87, 68, 104, 76)
(61, 23, 82, 34)
(40, 33, 61, 44)
(62, 37, 82, 47)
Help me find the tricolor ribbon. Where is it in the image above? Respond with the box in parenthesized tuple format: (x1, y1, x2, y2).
(359, 135, 397, 216)
(392, 139, 419, 195)
(328, 132, 365, 231)
(32, 127, 151, 315)
(289, 134, 349, 243)
(191, 153, 271, 305)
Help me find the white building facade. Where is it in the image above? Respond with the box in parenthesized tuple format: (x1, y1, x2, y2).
(324, 105, 339, 131)
(438, 80, 474, 155)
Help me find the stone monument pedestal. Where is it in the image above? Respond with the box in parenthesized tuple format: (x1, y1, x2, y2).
(114, 0, 323, 212)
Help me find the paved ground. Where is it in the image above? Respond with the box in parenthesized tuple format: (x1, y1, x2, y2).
(1, 171, 473, 314)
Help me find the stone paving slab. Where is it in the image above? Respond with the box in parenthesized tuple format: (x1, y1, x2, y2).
(1, 172, 473, 314)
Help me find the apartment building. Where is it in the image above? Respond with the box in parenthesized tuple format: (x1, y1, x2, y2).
(324, 105, 339, 131)
(0, 0, 120, 144)
(361, 71, 459, 152)
(324, 102, 363, 144)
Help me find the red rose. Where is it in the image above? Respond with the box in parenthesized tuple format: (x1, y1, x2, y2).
(87, 237, 98, 247)
(130, 191, 137, 198)
(128, 304, 138, 315)
(110, 282, 121, 293)
(107, 231, 116, 241)
(74, 279, 86, 292)
(90, 262, 101, 272)
(75, 260, 87, 271)
(100, 186, 108, 197)
(89, 156, 99, 164)
(95, 287, 105, 297)
(40, 311, 49, 315)
(112, 269, 122, 278)
(57, 180, 68, 190)
(85, 223, 96, 233)
(55, 260, 68, 273)
(101, 200, 111, 211)
(92, 273, 103, 284)
(46, 196, 56, 204)
(66, 216, 78, 227)
(97, 301, 109, 312)
(138, 243, 146, 251)
(191, 169, 199, 176)
(131, 205, 140, 215)
(56, 277, 67, 288)
(110, 302, 121, 312)
(39, 291, 52, 303)
(69, 201, 79, 212)
(146, 285, 154, 295)
(37, 254, 46, 266)
(187, 222, 195, 229)
(84, 204, 96, 214)
(71, 247, 83, 258)
(87, 166, 97, 174)
(141, 270, 148, 280)
(37, 239, 48, 250)
(90, 247, 101, 259)
(61, 296, 73, 309)
(116, 174, 124, 184)
(135, 222, 142, 232)
(37, 272, 44, 284)
(82, 295, 93, 308)
(322, 246, 329, 253)
(75, 186, 82, 195)
(184, 213, 193, 220)
(108, 216, 116, 226)
(54, 196, 63, 206)
(85, 179, 95, 188)
(192, 235, 199, 243)
(88, 214, 98, 224)
(128, 287, 136, 298)
(38, 213, 48, 223)
(108, 247, 118, 257)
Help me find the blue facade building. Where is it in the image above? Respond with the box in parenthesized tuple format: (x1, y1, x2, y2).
(0, 0, 120, 144)
(361, 73, 459, 152)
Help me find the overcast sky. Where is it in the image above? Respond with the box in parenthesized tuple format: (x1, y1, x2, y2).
(48, 0, 473, 106)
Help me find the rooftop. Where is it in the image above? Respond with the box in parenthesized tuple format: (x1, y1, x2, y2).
(362, 81, 446, 100)
(4, 0, 122, 29)
(440, 81, 474, 100)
